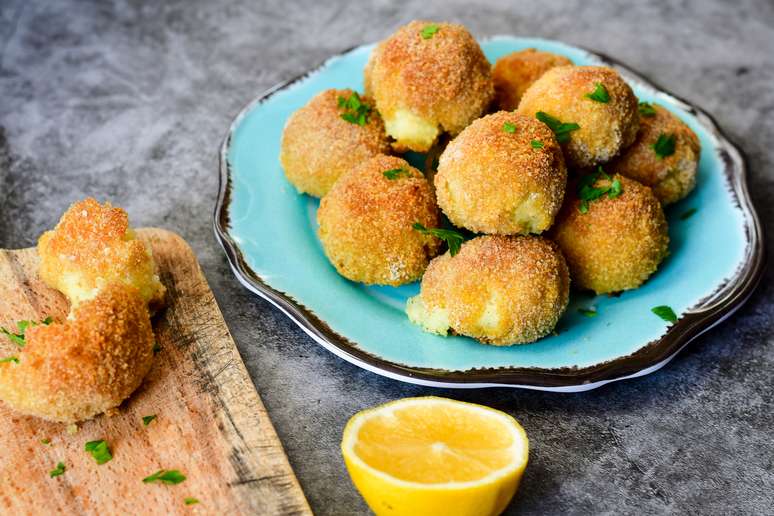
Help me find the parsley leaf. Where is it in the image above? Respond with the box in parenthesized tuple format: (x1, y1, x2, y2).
(337, 92, 371, 126)
(608, 179, 622, 199)
(576, 167, 623, 213)
(41, 438, 51, 445)
(50, 462, 66, 478)
(652, 133, 676, 159)
(143, 469, 187, 485)
(638, 102, 657, 117)
(584, 82, 610, 103)
(142, 415, 157, 426)
(412, 223, 464, 256)
(0, 356, 19, 364)
(530, 140, 544, 149)
(536, 111, 580, 143)
(503, 121, 516, 133)
(651, 305, 678, 322)
(578, 308, 598, 317)
(184, 498, 200, 505)
(680, 207, 697, 220)
(383, 168, 411, 180)
(85, 439, 113, 465)
(420, 24, 439, 39)
(1, 317, 53, 347)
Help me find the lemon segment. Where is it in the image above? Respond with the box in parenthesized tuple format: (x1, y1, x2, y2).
(341, 397, 529, 516)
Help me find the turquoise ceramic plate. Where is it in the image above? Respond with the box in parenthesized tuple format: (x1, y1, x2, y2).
(215, 37, 764, 391)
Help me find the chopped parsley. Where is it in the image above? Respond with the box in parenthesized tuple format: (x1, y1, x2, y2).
(143, 469, 187, 485)
(0, 356, 19, 364)
(184, 498, 200, 505)
(153, 342, 162, 354)
(652, 132, 676, 159)
(383, 168, 411, 180)
(41, 438, 51, 445)
(50, 462, 66, 478)
(503, 121, 516, 134)
(530, 140, 544, 149)
(412, 223, 464, 257)
(577, 166, 623, 213)
(578, 308, 598, 317)
(535, 111, 580, 143)
(584, 82, 610, 103)
(1, 317, 53, 347)
(651, 305, 678, 322)
(85, 439, 113, 465)
(337, 91, 371, 126)
(680, 207, 697, 220)
(420, 24, 439, 39)
(142, 415, 157, 426)
(638, 101, 657, 117)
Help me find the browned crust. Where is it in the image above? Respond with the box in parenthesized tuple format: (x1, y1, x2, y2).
(317, 154, 441, 285)
(280, 88, 391, 197)
(607, 104, 701, 204)
(493, 48, 573, 111)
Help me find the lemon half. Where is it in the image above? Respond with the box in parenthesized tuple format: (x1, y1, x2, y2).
(341, 397, 529, 516)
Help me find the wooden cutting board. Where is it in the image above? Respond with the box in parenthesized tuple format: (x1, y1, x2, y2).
(0, 228, 311, 515)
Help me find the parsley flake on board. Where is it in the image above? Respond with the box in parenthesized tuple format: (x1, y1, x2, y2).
(503, 121, 517, 133)
(143, 469, 187, 485)
(85, 439, 113, 465)
(383, 168, 411, 180)
(1, 317, 53, 347)
(584, 82, 610, 103)
(680, 207, 697, 220)
(652, 132, 676, 159)
(412, 223, 464, 257)
(50, 462, 66, 478)
(576, 166, 622, 213)
(651, 305, 678, 322)
(578, 308, 598, 317)
(530, 140, 544, 149)
(184, 498, 200, 505)
(638, 101, 657, 117)
(0, 356, 19, 364)
(535, 111, 580, 143)
(337, 91, 372, 126)
(420, 24, 439, 39)
(142, 415, 157, 426)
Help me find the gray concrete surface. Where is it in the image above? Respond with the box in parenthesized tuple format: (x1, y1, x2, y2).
(1, 1, 772, 514)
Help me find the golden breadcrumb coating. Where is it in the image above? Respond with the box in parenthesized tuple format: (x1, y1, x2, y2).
(407, 235, 569, 345)
(317, 154, 441, 285)
(0, 284, 154, 423)
(37, 198, 165, 312)
(551, 174, 669, 294)
(435, 111, 567, 235)
(280, 88, 390, 197)
(607, 104, 701, 205)
(364, 20, 494, 152)
(517, 65, 639, 168)
(493, 48, 573, 111)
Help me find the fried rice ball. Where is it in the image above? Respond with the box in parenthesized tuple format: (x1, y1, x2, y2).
(280, 88, 391, 197)
(364, 20, 494, 153)
(607, 103, 701, 205)
(551, 173, 669, 294)
(38, 198, 165, 313)
(0, 284, 154, 423)
(434, 111, 567, 235)
(517, 65, 639, 168)
(317, 154, 441, 285)
(493, 48, 573, 111)
(406, 235, 570, 345)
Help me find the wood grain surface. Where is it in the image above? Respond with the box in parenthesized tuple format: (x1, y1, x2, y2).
(0, 228, 311, 515)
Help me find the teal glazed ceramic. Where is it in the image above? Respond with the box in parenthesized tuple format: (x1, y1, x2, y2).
(214, 37, 764, 391)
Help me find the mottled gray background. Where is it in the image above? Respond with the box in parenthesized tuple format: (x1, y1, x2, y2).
(1, 0, 772, 514)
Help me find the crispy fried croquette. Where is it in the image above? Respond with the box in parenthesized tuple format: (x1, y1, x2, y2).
(607, 103, 701, 205)
(406, 235, 569, 345)
(434, 112, 567, 235)
(0, 284, 154, 423)
(493, 48, 573, 111)
(364, 20, 494, 152)
(317, 154, 441, 285)
(37, 198, 165, 312)
(280, 88, 390, 197)
(517, 65, 639, 168)
(551, 173, 669, 294)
